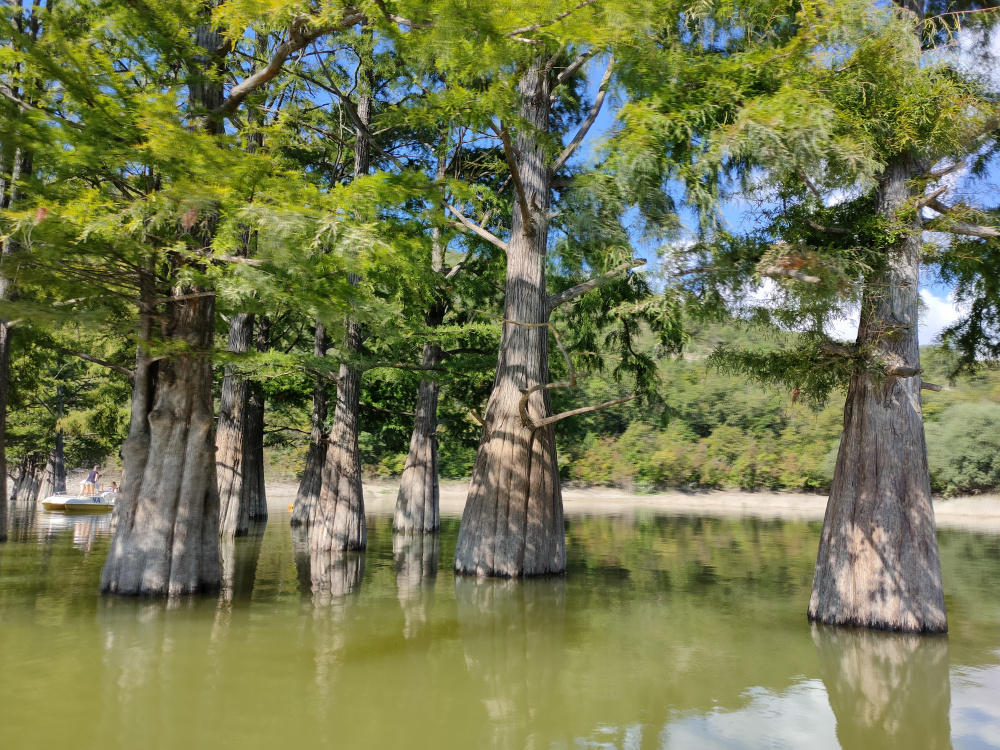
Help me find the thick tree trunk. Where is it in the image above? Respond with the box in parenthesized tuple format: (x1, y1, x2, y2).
(454, 63, 564, 577)
(101, 282, 221, 596)
(393, 342, 442, 534)
(217, 312, 266, 537)
(813, 625, 951, 748)
(292, 321, 329, 526)
(308, 90, 371, 553)
(808, 156, 947, 633)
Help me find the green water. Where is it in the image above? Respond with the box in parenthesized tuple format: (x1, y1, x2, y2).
(1, 504, 999, 750)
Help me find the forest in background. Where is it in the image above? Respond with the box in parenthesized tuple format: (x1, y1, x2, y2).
(9, 319, 999, 499)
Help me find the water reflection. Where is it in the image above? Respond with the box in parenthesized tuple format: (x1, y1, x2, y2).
(219, 521, 266, 604)
(456, 577, 566, 750)
(813, 625, 952, 749)
(394, 534, 439, 639)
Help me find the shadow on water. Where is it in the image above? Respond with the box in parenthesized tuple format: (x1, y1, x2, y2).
(813, 624, 952, 750)
(456, 575, 567, 750)
(394, 533, 439, 639)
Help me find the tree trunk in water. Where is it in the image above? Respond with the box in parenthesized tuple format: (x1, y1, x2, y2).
(292, 321, 329, 526)
(455, 63, 564, 577)
(10, 452, 42, 503)
(38, 435, 66, 498)
(0, 146, 32, 541)
(217, 312, 266, 537)
(309, 320, 366, 551)
(394, 342, 442, 534)
(246, 317, 268, 520)
(308, 89, 371, 553)
(808, 156, 947, 633)
(395, 155, 448, 534)
(101, 283, 221, 596)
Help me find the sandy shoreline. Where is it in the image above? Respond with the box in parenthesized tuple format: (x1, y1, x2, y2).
(265, 480, 1000, 534)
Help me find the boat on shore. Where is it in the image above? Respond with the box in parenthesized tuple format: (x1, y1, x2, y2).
(41, 491, 116, 513)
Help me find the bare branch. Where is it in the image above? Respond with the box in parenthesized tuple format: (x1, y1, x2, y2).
(361, 402, 416, 418)
(805, 219, 849, 235)
(915, 186, 948, 210)
(926, 160, 965, 180)
(760, 265, 821, 283)
(551, 56, 613, 173)
(306, 367, 342, 388)
(532, 395, 638, 429)
(507, 0, 597, 37)
(217, 13, 365, 117)
(64, 350, 134, 379)
(820, 342, 859, 358)
(498, 123, 532, 225)
(373, 0, 434, 28)
(547, 258, 646, 311)
(921, 381, 943, 392)
(926, 199, 1000, 239)
(555, 49, 595, 86)
(795, 166, 824, 201)
(445, 203, 509, 253)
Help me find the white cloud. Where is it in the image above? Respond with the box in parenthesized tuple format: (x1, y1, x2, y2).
(824, 289, 966, 345)
(919, 289, 965, 345)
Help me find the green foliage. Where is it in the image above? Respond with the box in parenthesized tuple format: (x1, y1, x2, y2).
(926, 402, 1000, 496)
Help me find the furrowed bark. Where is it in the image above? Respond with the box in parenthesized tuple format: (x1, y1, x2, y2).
(101, 274, 221, 596)
(10, 452, 42, 502)
(808, 155, 947, 633)
(292, 320, 328, 526)
(454, 61, 565, 577)
(308, 89, 371, 553)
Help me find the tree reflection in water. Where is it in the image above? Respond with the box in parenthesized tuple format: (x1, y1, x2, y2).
(813, 624, 952, 749)
(394, 533, 438, 639)
(456, 576, 566, 750)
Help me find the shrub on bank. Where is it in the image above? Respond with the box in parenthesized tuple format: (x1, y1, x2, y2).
(927, 403, 1000, 497)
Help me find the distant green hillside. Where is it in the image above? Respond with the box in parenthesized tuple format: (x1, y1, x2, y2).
(327, 324, 1000, 497)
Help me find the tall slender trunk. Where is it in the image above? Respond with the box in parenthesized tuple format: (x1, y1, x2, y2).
(292, 320, 328, 526)
(308, 91, 371, 552)
(0, 146, 32, 541)
(395, 157, 447, 535)
(38, 433, 66, 498)
(10, 451, 42, 502)
(808, 155, 946, 633)
(246, 316, 269, 520)
(454, 63, 564, 577)
(101, 275, 221, 595)
(217, 312, 258, 537)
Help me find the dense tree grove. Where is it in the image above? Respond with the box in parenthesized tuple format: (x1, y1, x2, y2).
(1, 0, 997, 631)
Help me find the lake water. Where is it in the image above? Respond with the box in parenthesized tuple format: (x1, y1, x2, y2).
(1, 501, 999, 749)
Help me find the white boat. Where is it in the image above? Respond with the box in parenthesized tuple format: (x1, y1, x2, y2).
(42, 491, 116, 514)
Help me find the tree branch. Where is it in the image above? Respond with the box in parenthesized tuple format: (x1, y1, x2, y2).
(921, 381, 943, 392)
(555, 49, 595, 86)
(551, 56, 613, 173)
(795, 166, 823, 201)
(914, 186, 948, 210)
(373, 0, 434, 28)
(64, 350, 134, 379)
(547, 258, 646, 311)
(445, 203, 508, 252)
(760, 265, 821, 283)
(926, 199, 1000, 239)
(507, 0, 597, 38)
(360, 401, 416, 418)
(532, 395, 638, 429)
(216, 11, 365, 117)
(805, 219, 849, 235)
